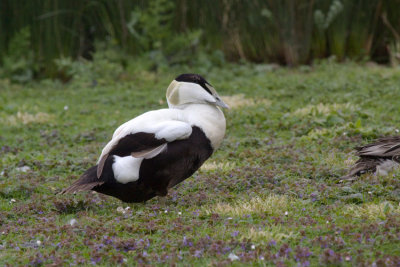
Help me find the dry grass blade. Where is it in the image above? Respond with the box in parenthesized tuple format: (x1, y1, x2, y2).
(204, 194, 290, 216)
(343, 202, 400, 220)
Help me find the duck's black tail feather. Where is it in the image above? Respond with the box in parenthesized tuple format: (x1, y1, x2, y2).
(59, 165, 104, 194)
(59, 156, 158, 202)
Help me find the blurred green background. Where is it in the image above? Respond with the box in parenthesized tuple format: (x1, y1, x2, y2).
(0, 0, 399, 82)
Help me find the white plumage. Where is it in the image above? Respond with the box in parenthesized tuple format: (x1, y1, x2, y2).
(112, 156, 143, 183)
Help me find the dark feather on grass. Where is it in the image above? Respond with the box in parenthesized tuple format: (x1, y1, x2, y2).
(343, 136, 400, 179)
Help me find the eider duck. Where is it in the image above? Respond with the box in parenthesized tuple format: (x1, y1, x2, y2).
(60, 74, 229, 202)
(343, 136, 400, 179)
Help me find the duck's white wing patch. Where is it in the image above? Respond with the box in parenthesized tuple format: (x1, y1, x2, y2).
(112, 156, 143, 184)
(152, 121, 192, 141)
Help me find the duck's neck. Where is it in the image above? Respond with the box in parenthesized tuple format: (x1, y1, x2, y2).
(176, 104, 226, 150)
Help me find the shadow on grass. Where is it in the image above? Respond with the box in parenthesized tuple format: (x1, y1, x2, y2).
(52, 198, 93, 214)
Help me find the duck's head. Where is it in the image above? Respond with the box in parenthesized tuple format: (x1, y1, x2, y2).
(166, 74, 229, 109)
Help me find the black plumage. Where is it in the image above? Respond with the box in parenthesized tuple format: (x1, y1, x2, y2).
(175, 73, 213, 95)
(60, 126, 213, 202)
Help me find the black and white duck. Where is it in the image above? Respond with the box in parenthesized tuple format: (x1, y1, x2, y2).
(60, 74, 229, 202)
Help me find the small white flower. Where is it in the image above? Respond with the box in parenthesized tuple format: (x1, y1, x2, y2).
(64, 105, 69, 111)
(117, 207, 125, 214)
(178, 211, 182, 215)
(123, 258, 127, 263)
(260, 256, 265, 260)
(227, 217, 233, 220)
(36, 240, 41, 246)
(251, 245, 256, 250)
(368, 191, 372, 195)
(164, 210, 168, 213)
(284, 211, 288, 216)
(345, 256, 351, 261)
(0, 171, 4, 176)
(228, 252, 239, 261)
(1, 231, 5, 235)
(9, 199, 16, 204)
(395, 129, 399, 133)
(16, 166, 31, 172)
(326, 220, 329, 224)
(69, 219, 77, 226)
(125, 207, 130, 211)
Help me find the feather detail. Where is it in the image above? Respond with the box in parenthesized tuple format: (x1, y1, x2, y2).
(384, 143, 400, 154)
(131, 143, 168, 159)
(97, 154, 108, 178)
(60, 166, 104, 194)
(344, 136, 400, 178)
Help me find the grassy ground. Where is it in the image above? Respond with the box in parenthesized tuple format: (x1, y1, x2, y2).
(1, 62, 400, 265)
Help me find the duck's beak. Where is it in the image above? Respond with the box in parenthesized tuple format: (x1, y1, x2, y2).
(205, 83, 230, 109)
(215, 97, 230, 109)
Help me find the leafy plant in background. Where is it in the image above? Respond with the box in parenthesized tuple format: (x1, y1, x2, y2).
(314, 0, 344, 31)
(382, 11, 400, 66)
(52, 0, 205, 83)
(0, 27, 37, 83)
(54, 57, 88, 83)
(313, 0, 344, 58)
(126, 0, 202, 70)
(388, 42, 400, 66)
(0, 0, 400, 80)
(54, 40, 126, 84)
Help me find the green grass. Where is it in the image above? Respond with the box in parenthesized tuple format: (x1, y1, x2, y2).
(1, 62, 400, 265)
